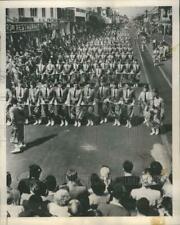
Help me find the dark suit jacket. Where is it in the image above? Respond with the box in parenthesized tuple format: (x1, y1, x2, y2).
(115, 176, 141, 193)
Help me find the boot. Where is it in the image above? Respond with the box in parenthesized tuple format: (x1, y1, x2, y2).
(64, 120, 68, 126)
(90, 120, 94, 126)
(33, 120, 38, 125)
(38, 119, 42, 125)
(51, 120, 55, 126)
(100, 119, 104, 124)
(77, 121, 81, 127)
(60, 120, 64, 126)
(46, 120, 51, 126)
(117, 120, 121, 126)
(113, 119, 117, 126)
(86, 120, 91, 126)
(155, 128, 159, 135)
(25, 119, 29, 125)
(150, 128, 155, 135)
(11, 144, 21, 154)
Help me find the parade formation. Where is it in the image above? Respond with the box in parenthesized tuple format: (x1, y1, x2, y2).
(5, 6, 174, 218)
(6, 24, 165, 153)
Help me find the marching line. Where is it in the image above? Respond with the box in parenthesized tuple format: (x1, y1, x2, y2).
(136, 39, 172, 158)
(145, 45, 172, 89)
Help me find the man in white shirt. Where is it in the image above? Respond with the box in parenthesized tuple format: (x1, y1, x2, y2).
(131, 178, 161, 207)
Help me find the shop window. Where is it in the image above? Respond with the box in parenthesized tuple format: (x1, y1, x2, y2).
(18, 8, 24, 17)
(42, 8, 46, 17)
(50, 8, 54, 17)
(30, 8, 37, 17)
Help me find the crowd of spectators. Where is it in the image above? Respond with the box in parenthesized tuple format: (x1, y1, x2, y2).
(7, 160, 172, 217)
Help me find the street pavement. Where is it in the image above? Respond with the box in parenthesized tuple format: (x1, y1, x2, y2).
(6, 24, 172, 189)
(150, 32, 172, 46)
(146, 35, 172, 84)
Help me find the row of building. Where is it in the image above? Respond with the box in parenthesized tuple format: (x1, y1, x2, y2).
(134, 6, 172, 36)
(6, 7, 129, 34)
(6, 8, 87, 35)
(6, 7, 129, 53)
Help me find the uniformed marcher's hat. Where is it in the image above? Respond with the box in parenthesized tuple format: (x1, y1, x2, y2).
(143, 84, 149, 90)
(58, 79, 63, 84)
(124, 82, 129, 87)
(53, 81, 58, 87)
(72, 78, 78, 85)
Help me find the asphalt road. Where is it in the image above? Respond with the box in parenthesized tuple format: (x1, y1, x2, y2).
(6, 24, 172, 189)
(129, 22, 172, 142)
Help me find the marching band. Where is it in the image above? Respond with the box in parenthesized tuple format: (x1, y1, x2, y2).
(6, 26, 165, 153)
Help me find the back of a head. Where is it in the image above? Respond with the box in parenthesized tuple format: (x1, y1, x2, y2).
(54, 189, 70, 206)
(123, 160, 133, 173)
(68, 199, 81, 216)
(29, 164, 42, 179)
(90, 173, 101, 186)
(150, 161, 162, 176)
(18, 179, 31, 195)
(44, 175, 57, 192)
(136, 198, 150, 216)
(66, 169, 78, 182)
(100, 165, 110, 180)
(91, 180, 106, 196)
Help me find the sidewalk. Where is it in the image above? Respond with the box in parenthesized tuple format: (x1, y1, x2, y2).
(150, 32, 172, 46)
(145, 37, 172, 83)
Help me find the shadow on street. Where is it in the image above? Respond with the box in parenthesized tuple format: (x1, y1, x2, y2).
(24, 134, 57, 151)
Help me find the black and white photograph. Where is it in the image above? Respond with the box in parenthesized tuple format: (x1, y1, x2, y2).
(1, 2, 179, 221)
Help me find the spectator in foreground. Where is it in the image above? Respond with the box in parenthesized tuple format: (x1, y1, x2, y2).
(19, 194, 46, 217)
(68, 199, 82, 217)
(7, 190, 24, 217)
(136, 198, 159, 216)
(158, 196, 172, 216)
(131, 173, 161, 207)
(47, 189, 70, 217)
(43, 175, 59, 202)
(97, 181, 130, 216)
(148, 161, 168, 191)
(20, 179, 48, 207)
(162, 173, 172, 198)
(89, 173, 110, 207)
(115, 160, 141, 194)
(7, 172, 21, 205)
(61, 169, 89, 214)
(18, 164, 42, 195)
(99, 165, 112, 193)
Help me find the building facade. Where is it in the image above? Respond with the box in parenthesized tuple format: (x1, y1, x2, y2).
(6, 8, 57, 22)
